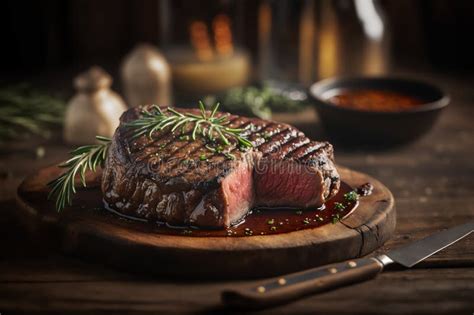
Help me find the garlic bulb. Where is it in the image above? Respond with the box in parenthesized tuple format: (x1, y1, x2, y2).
(64, 66, 127, 145)
(121, 43, 172, 107)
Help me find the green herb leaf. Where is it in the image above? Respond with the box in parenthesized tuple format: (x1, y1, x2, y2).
(47, 136, 111, 211)
(344, 191, 359, 202)
(47, 102, 254, 212)
(0, 84, 65, 142)
(332, 214, 341, 224)
(334, 202, 346, 211)
(125, 102, 254, 155)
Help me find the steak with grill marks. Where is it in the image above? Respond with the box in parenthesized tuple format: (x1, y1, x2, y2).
(101, 105, 340, 228)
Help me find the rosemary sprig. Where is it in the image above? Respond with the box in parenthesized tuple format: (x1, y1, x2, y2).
(47, 136, 111, 211)
(207, 83, 306, 120)
(0, 84, 65, 142)
(125, 101, 253, 149)
(48, 102, 254, 212)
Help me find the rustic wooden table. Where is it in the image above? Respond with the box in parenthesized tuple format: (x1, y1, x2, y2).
(0, 72, 473, 314)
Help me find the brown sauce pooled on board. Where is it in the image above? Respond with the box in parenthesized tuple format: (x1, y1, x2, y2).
(328, 89, 425, 112)
(102, 182, 359, 237)
(99, 182, 361, 237)
(21, 181, 365, 238)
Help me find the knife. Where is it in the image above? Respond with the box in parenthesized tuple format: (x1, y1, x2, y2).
(222, 221, 474, 309)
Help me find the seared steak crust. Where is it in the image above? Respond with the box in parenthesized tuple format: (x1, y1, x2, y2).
(101, 105, 340, 228)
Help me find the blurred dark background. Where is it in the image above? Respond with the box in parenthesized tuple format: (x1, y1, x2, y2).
(1, 0, 473, 82)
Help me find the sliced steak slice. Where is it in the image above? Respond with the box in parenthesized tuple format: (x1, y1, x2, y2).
(101, 105, 340, 228)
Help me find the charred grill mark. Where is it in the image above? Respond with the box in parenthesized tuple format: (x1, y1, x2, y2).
(241, 122, 267, 139)
(104, 106, 341, 228)
(127, 126, 175, 154)
(114, 106, 339, 201)
(146, 140, 192, 164)
(304, 143, 332, 163)
(258, 129, 297, 155)
(288, 141, 327, 161)
(160, 119, 251, 180)
(158, 120, 250, 173)
(224, 117, 251, 134)
(251, 123, 287, 149)
(136, 125, 202, 161)
(246, 122, 272, 141)
(175, 158, 235, 192)
(172, 142, 244, 180)
(225, 116, 242, 126)
(162, 143, 206, 172)
(273, 136, 311, 159)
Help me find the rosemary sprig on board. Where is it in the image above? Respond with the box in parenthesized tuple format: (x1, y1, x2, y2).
(125, 101, 253, 149)
(47, 136, 111, 211)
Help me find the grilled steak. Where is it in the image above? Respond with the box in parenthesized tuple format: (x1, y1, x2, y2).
(101, 105, 340, 228)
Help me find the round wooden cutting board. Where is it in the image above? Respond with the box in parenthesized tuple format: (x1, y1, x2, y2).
(16, 166, 395, 279)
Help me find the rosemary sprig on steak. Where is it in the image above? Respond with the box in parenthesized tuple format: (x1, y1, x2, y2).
(47, 136, 111, 211)
(47, 102, 254, 212)
(125, 101, 253, 149)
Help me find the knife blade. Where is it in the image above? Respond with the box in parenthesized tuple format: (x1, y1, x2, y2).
(386, 221, 474, 267)
(222, 221, 474, 309)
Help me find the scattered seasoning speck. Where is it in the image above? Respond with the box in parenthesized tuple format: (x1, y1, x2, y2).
(267, 219, 275, 225)
(182, 230, 193, 235)
(270, 226, 277, 231)
(332, 214, 341, 224)
(356, 182, 374, 196)
(334, 202, 346, 211)
(260, 232, 265, 235)
(199, 154, 207, 161)
(224, 152, 236, 160)
(344, 191, 359, 202)
(318, 217, 324, 222)
(303, 218, 310, 224)
(279, 221, 284, 225)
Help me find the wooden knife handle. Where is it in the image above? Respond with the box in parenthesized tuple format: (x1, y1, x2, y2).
(222, 257, 384, 310)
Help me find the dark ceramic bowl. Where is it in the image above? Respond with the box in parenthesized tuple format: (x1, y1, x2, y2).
(309, 77, 450, 146)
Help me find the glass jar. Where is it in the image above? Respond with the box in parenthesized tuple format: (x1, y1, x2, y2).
(258, 0, 391, 86)
(159, 0, 251, 103)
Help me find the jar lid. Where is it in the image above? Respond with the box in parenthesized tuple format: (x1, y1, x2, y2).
(74, 66, 112, 92)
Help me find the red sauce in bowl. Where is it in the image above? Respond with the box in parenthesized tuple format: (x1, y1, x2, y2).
(327, 89, 425, 112)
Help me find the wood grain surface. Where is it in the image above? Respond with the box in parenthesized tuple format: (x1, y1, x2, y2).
(0, 71, 473, 314)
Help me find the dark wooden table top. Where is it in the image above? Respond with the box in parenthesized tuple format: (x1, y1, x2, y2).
(0, 71, 473, 314)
